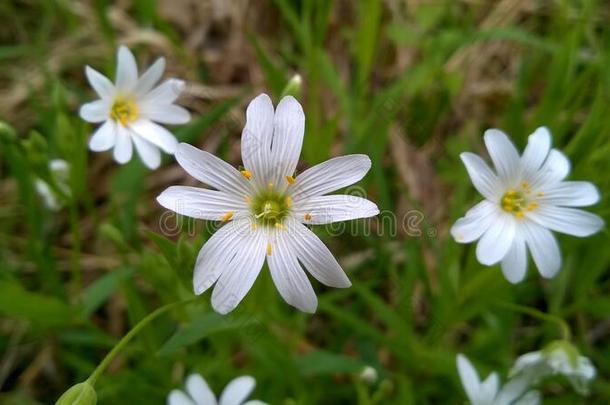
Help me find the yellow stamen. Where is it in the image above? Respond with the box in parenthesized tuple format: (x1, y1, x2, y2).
(527, 202, 539, 211)
(516, 211, 525, 219)
(267, 182, 274, 190)
(245, 196, 251, 204)
(266, 243, 272, 256)
(285, 196, 293, 208)
(286, 175, 296, 185)
(110, 96, 139, 126)
(252, 223, 257, 230)
(304, 213, 312, 221)
(221, 212, 234, 222)
(275, 223, 285, 230)
(240, 170, 252, 180)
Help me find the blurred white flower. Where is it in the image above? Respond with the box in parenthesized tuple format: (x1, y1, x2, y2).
(359, 366, 378, 384)
(457, 354, 540, 405)
(510, 341, 596, 395)
(157, 94, 378, 314)
(451, 127, 604, 283)
(167, 374, 266, 405)
(80, 46, 190, 169)
(35, 159, 70, 211)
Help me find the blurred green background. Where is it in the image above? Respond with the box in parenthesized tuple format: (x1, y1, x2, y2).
(1, 0, 609, 403)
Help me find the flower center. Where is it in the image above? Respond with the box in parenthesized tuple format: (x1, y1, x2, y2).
(251, 190, 292, 227)
(501, 182, 540, 219)
(110, 96, 139, 126)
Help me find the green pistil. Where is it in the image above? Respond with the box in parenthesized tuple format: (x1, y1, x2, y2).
(251, 190, 292, 227)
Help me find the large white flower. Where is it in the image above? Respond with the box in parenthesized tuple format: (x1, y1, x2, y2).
(157, 94, 379, 314)
(510, 341, 596, 395)
(451, 127, 604, 283)
(80, 46, 190, 169)
(167, 373, 266, 405)
(457, 354, 540, 405)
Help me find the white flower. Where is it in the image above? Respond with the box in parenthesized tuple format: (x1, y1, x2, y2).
(167, 374, 266, 405)
(157, 94, 379, 314)
(451, 127, 604, 283)
(510, 341, 596, 395)
(359, 366, 378, 384)
(35, 159, 70, 211)
(457, 354, 540, 405)
(80, 46, 190, 169)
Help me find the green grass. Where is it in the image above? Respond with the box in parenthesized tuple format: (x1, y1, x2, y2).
(1, 0, 610, 403)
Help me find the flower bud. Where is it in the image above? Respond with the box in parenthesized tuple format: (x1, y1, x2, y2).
(55, 381, 97, 405)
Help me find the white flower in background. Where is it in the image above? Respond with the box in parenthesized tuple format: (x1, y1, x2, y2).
(35, 159, 70, 211)
(457, 354, 540, 405)
(157, 94, 379, 314)
(167, 374, 266, 405)
(510, 341, 596, 395)
(359, 366, 378, 384)
(451, 127, 604, 283)
(80, 46, 190, 169)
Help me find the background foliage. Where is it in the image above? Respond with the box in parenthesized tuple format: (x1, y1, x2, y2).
(1, 0, 609, 403)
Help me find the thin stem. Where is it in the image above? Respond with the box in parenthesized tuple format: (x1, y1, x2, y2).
(86, 298, 197, 386)
(497, 301, 571, 341)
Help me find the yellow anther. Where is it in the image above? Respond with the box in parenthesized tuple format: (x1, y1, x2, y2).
(240, 170, 252, 180)
(275, 223, 285, 230)
(285, 196, 293, 208)
(286, 175, 296, 185)
(252, 223, 257, 230)
(267, 182, 274, 190)
(266, 243, 272, 256)
(110, 96, 139, 126)
(245, 195, 251, 204)
(521, 181, 530, 190)
(304, 213, 312, 221)
(527, 202, 539, 211)
(221, 212, 234, 222)
(516, 211, 525, 219)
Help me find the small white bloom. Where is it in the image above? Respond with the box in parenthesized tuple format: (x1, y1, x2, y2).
(80, 46, 190, 169)
(167, 373, 266, 405)
(157, 94, 379, 314)
(510, 341, 596, 395)
(35, 159, 70, 211)
(457, 354, 540, 405)
(359, 366, 378, 384)
(451, 127, 604, 283)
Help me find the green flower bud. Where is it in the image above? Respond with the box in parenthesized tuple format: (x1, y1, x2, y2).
(55, 381, 97, 405)
(281, 74, 302, 98)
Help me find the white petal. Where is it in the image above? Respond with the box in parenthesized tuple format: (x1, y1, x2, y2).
(132, 134, 161, 169)
(451, 200, 498, 243)
(479, 373, 500, 404)
(140, 104, 191, 125)
(157, 186, 248, 220)
(175, 143, 252, 196)
(456, 354, 481, 405)
(219, 376, 256, 405)
(167, 390, 196, 405)
(186, 374, 217, 405)
(528, 206, 604, 237)
(135, 57, 165, 96)
(242, 401, 267, 405)
(268, 231, 317, 312)
(460, 152, 502, 201)
(88, 120, 117, 152)
(476, 214, 516, 266)
(85, 66, 115, 99)
(522, 221, 561, 278)
(79, 100, 109, 123)
(538, 181, 600, 207)
(285, 219, 351, 288)
(269, 96, 305, 186)
(292, 195, 379, 224)
(530, 149, 570, 188)
(291, 155, 371, 199)
(521, 127, 552, 176)
(141, 79, 185, 105)
(112, 125, 133, 164)
(495, 377, 529, 405)
(241, 94, 274, 187)
(510, 351, 545, 378)
(517, 391, 541, 405)
(192, 219, 252, 295)
(484, 129, 521, 184)
(501, 235, 528, 284)
(211, 229, 266, 314)
(129, 119, 178, 154)
(115, 46, 138, 90)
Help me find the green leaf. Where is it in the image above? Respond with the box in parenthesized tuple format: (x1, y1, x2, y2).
(80, 267, 134, 318)
(296, 350, 366, 376)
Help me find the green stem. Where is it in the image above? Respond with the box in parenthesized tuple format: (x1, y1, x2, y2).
(86, 298, 197, 386)
(497, 301, 571, 341)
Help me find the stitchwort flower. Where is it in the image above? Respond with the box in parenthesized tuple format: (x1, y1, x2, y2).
(80, 46, 190, 169)
(157, 94, 379, 314)
(457, 354, 540, 405)
(451, 127, 604, 283)
(167, 373, 266, 405)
